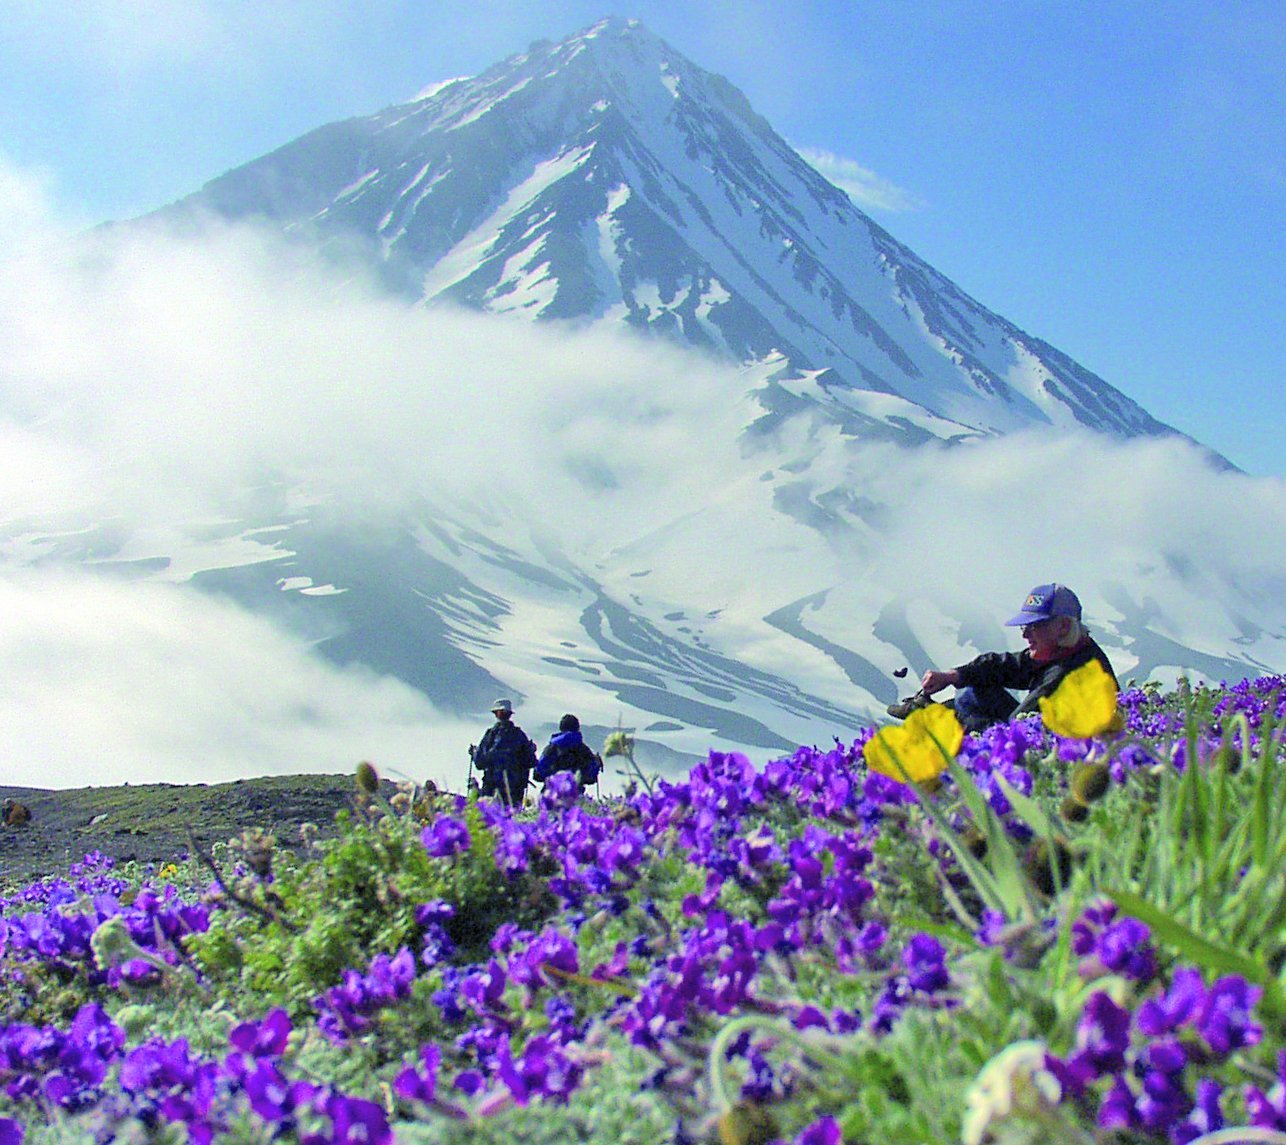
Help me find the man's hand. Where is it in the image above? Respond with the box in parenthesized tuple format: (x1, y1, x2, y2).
(920, 669, 960, 696)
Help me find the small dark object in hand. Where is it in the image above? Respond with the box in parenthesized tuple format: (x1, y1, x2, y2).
(893, 666, 908, 678)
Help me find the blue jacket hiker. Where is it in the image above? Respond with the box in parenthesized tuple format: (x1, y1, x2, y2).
(535, 714, 602, 789)
(473, 699, 537, 808)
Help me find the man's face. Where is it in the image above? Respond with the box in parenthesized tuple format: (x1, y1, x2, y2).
(493, 709, 512, 722)
(1021, 616, 1067, 658)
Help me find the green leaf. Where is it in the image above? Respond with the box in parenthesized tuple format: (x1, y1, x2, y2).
(946, 761, 1037, 921)
(879, 743, 1008, 916)
(1106, 887, 1283, 1016)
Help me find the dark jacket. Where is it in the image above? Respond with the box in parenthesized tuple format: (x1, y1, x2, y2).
(955, 636, 1117, 718)
(474, 720, 536, 804)
(535, 730, 601, 786)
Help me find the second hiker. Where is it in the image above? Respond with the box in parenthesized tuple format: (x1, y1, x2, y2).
(535, 714, 602, 792)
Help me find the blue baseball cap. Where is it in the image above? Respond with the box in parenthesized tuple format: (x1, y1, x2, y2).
(1004, 583, 1082, 627)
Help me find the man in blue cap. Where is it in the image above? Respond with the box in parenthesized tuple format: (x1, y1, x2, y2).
(887, 583, 1117, 733)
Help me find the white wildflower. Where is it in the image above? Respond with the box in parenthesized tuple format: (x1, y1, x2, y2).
(961, 1039, 1063, 1145)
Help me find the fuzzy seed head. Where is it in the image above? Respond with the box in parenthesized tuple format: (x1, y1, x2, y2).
(1060, 795, 1090, 823)
(718, 1103, 780, 1145)
(1070, 761, 1111, 804)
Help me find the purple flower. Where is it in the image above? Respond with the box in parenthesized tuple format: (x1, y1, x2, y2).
(871, 974, 914, 1035)
(1196, 975, 1262, 1056)
(117, 1036, 219, 1139)
(494, 1035, 583, 1106)
(510, 929, 579, 989)
(421, 816, 471, 858)
(229, 1008, 291, 1058)
(394, 1043, 441, 1105)
(1097, 1074, 1140, 1131)
(417, 901, 459, 967)
(1137, 967, 1206, 1037)
(976, 910, 1007, 947)
(1245, 1050, 1286, 1130)
(453, 1069, 486, 1097)
(1173, 1078, 1224, 1145)
(792, 1006, 829, 1031)
(1142, 1038, 1188, 1076)
(1069, 992, 1131, 1083)
(319, 1092, 392, 1145)
(421, 923, 457, 968)
(738, 1047, 778, 1103)
(314, 948, 417, 1042)
(795, 1115, 842, 1145)
(1135, 1066, 1190, 1133)
(460, 959, 508, 1012)
(1095, 917, 1156, 981)
(244, 1059, 316, 1122)
(415, 900, 456, 928)
(903, 934, 949, 994)
(539, 771, 583, 810)
(0, 1119, 22, 1145)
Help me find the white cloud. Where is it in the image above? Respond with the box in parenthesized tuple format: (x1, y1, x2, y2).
(0, 168, 754, 788)
(0, 191, 748, 545)
(0, 568, 474, 791)
(796, 147, 925, 212)
(857, 430, 1286, 638)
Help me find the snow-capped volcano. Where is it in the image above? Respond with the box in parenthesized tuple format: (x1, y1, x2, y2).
(157, 17, 1175, 448)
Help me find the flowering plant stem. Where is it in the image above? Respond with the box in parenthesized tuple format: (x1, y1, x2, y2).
(880, 736, 1038, 923)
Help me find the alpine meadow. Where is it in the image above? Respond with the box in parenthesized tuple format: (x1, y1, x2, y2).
(0, 15, 1283, 1145)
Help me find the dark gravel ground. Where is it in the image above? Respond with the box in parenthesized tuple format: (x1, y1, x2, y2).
(0, 773, 379, 890)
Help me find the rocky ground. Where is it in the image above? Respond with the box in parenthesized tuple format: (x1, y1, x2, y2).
(0, 773, 381, 890)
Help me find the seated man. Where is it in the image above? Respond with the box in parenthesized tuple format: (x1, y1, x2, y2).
(535, 714, 602, 790)
(888, 583, 1117, 733)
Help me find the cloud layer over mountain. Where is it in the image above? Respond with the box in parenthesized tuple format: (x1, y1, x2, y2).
(2, 166, 1283, 789)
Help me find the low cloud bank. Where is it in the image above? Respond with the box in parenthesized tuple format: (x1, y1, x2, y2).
(826, 431, 1285, 676)
(0, 570, 474, 790)
(0, 194, 747, 547)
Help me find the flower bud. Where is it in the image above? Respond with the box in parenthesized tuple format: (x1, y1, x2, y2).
(356, 760, 381, 794)
(718, 1102, 780, 1145)
(961, 825, 988, 859)
(1060, 795, 1090, 823)
(1070, 761, 1110, 804)
(1210, 745, 1241, 775)
(1022, 837, 1073, 896)
(603, 730, 635, 758)
(239, 827, 276, 879)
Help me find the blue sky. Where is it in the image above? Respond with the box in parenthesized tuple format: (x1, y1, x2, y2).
(2, 0, 1282, 475)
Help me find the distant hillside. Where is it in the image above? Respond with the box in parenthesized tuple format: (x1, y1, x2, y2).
(0, 774, 375, 890)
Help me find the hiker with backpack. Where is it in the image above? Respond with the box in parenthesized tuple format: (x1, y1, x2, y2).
(534, 714, 602, 794)
(886, 582, 1118, 734)
(472, 699, 537, 808)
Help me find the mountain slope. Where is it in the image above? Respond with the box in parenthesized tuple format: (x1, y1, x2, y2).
(155, 17, 1178, 449)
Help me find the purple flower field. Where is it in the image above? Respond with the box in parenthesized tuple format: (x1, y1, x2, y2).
(1, 675, 1283, 1144)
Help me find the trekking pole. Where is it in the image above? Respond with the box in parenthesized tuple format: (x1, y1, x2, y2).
(467, 744, 476, 794)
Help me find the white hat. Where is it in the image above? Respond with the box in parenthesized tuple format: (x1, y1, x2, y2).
(491, 698, 514, 714)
